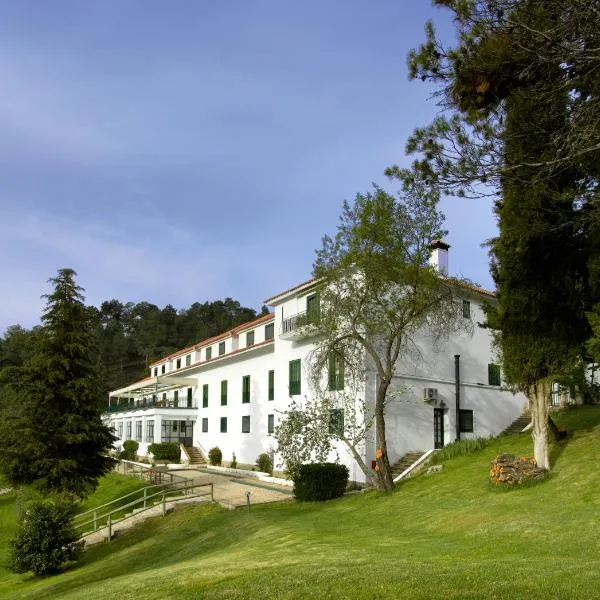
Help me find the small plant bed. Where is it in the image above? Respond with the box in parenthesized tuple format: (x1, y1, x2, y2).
(430, 437, 490, 464)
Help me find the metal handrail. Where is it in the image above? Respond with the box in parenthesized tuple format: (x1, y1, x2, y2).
(76, 481, 214, 540)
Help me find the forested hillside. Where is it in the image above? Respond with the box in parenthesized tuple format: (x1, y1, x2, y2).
(0, 298, 267, 396)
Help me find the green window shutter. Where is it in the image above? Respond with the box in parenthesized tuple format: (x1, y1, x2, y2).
(329, 409, 345, 435)
(488, 364, 501, 386)
(202, 384, 209, 408)
(220, 417, 227, 433)
(268, 414, 274, 434)
(289, 359, 301, 395)
(268, 370, 275, 401)
(328, 352, 345, 391)
(173, 390, 179, 407)
(242, 375, 250, 403)
(221, 380, 228, 406)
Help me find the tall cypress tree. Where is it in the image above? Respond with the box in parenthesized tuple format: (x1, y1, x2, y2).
(0, 269, 115, 498)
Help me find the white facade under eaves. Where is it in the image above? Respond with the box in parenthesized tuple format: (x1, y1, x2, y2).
(105, 248, 528, 483)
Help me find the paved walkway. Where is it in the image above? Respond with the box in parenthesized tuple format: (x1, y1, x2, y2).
(81, 468, 292, 547)
(171, 469, 293, 507)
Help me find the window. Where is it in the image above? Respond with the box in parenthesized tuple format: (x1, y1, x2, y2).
(117, 422, 123, 439)
(268, 414, 274, 434)
(161, 364, 166, 374)
(329, 409, 345, 435)
(242, 375, 251, 403)
(186, 387, 193, 407)
(306, 293, 320, 324)
(242, 415, 251, 433)
(246, 330, 255, 346)
(126, 421, 132, 440)
(459, 409, 474, 433)
(153, 367, 158, 377)
(220, 417, 227, 433)
(268, 370, 275, 401)
(265, 322, 274, 340)
(289, 359, 301, 395)
(173, 390, 179, 407)
(146, 420, 154, 443)
(219, 341, 226, 356)
(206, 347, 212, 360)
(328, 351, 345, 391)
(462, 300, 471, 319)
(162, 392, 167, 403)
(186, 354, 191, 367)
(202, 384, 209, 408)
(488, 364, 501, 386)
(202, 418, 208, 433)
(221, 380, 228, 406)
(176, 358, 181, 369)
(135, 421, 142, 441)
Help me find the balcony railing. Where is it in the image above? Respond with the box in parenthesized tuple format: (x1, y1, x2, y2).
(281, 310, 320, 336)
(103, 399, 198, 414)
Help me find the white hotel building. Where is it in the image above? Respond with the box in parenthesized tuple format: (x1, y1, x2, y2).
(105, 246, 527, 483)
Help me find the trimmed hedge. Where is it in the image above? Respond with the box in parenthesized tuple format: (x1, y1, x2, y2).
(208, 447, 222, 466)
(256, 453, 273, 474)
(120, 440, 139, 461)
(148, 442, 180, 462)
(292, 463, 349, 501)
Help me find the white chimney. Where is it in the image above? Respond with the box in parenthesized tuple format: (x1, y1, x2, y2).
(429, 240, 450, 276)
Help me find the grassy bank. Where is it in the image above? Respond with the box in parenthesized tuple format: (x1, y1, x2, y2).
(1, 407, 599, 599)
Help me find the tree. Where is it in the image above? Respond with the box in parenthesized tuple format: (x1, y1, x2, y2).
(397, 0, 598, 469)
(0, 269, 116, 498)
(275, 183, 468, 491)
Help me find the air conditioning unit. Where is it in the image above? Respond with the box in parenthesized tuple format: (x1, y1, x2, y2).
(423, 388, 439, 402)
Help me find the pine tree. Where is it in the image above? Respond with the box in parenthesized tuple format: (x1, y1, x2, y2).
(0, 269, 115, 498)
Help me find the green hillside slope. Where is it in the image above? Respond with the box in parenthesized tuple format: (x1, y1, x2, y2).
(1, 407, 599, 600)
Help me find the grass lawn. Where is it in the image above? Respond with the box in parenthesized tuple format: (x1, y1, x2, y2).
(1, 407, 600, 599)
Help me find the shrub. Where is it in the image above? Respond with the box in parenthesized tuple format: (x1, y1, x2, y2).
(292, 463, 349, 501)
(8, 499, 83, 576)
(120, 440, 139, 461)
(208, 447, 222, 466)
(256, 453, 273, 474)
(230, 453, 237, 469)
(430, 437, 490, 464)
(148, 442, 180, 462)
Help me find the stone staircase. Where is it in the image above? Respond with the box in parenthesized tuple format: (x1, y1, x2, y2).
(391, 451, 425, 479)
(185, 446, 207, 467)
(501, 412, 531, 435)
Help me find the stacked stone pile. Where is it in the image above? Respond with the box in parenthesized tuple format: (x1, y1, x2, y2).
(489, 454, 546, 485)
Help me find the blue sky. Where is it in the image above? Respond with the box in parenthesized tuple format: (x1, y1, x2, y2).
(0, 1, 497, 332)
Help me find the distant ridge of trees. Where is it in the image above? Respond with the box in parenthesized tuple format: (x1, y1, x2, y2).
(0, 297, 269, 395)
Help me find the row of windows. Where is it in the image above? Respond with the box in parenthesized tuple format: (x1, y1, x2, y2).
(201, 414, 275, 435)
(152, 323, 276, 377)
(200, 370, 275, 407)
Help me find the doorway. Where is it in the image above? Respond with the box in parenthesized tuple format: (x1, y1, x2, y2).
(434, 408, 445, 449)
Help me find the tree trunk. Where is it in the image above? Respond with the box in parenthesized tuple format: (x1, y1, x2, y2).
(529, 380, 550, 470)
(374, 379, 395, 492)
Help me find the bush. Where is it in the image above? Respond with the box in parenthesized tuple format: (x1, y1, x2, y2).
(230, 453, 237, 469)
(208, 447, 222, 466)
(430, 437, 490, 465)
(8, 499, 83, 576)
(256, 453, 273, 474)
(119, 440, 139, 461)
(292, 463, 349, 501)
(148, 442, 180, 462)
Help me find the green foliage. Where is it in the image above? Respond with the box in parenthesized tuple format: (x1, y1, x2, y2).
(120, 440, 139, 461)
(230, 453, 237, 469)
(256, 453, 273, 475)
(0, 269, 115, 499)
(430, 437, 490, 464)
(208, 447, 222, 466)
(7, 499, 82, 576)
(292, 463, 349, 501)
(148, 442, 180, 462)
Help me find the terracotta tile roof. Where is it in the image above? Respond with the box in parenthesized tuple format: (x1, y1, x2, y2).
(149, 312, 274, 367)
(264, 276, 318, 305)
